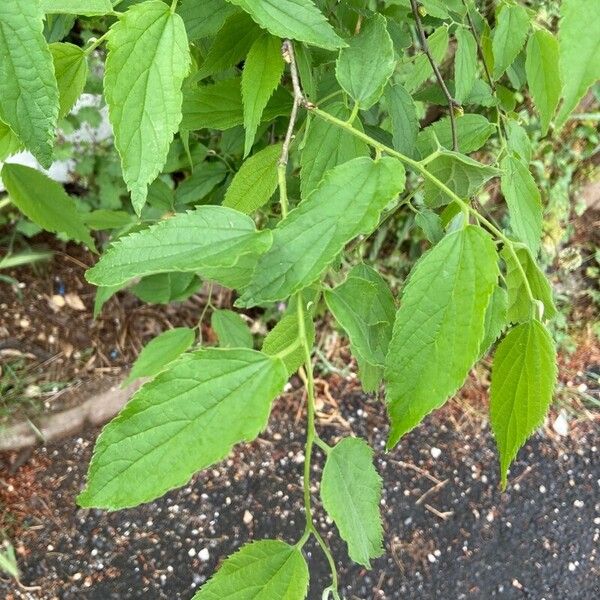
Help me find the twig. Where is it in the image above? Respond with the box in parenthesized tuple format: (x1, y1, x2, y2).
(391, 459, 443, 485)
(278, 40, 311, 217)
(424, 503, 454, 520)
(461, 0, 495, 91)
(409, 0, 460, 150)
(415, 478, 448, 505)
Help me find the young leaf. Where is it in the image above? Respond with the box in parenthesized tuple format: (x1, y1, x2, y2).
(50, 42, 88, 118)
(300, 102, 369, 198)
(131, 272, 201, 304)
(104, 0, 191, 213)
(1, 164, 95, 252)
(226, 0, 345, 50)
(525, 29, 561, 136)
(242, 34, 285, 157)
(211, 309, 253, 348)
(479, 285, 508, 357)
(385, 226, 499, 447)
(85, 206, 272, 288)
(223, 143, 282, 214)
(262, 311, 315, 375)
(325, 265, 396, 392)
(335, 14, 395, 110)
(123, 327, 196, 386)
(502, 246, 557, 323)
(423, 151, 499, 207)
(500, 155, 543, 256)
(195, 12, 260, 81)
(78, 349, 288, 509)
(174, 162, 228, 205)
(417, 114, 496, 156)
(0, 0, 59, 167)
(491, 3, 529, 79)
(182, 77, 292, 131)
(238, 157, 406, 307)
(192, 540, 309, 599)
(454, 26, 478, 104)
(384, 83, 419, 159)
(0, 120, 23, 162)
(556, 0, 600, 127)
(40, 0, 113, 15)
(178, 0, 237, 41)
(320, 437, 383, 567)
(490, 320, 557, 488)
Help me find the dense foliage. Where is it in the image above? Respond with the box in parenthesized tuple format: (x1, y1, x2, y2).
(1, 0, 597, 597)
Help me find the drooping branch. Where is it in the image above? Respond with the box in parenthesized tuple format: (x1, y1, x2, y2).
(409, 0, 460, 151)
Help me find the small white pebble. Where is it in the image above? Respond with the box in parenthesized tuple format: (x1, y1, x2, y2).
(188, 548, 196, 558)
(553, 411, 569, 437)
(198, 548, 210, 562)
(427, 553, 436, 563)
(574, 500, 584, 508)
(430, 447, 442, 459)
(243, 510, 253, 525)
(539, 485, 547, 494)
(568, 562, 576, 572)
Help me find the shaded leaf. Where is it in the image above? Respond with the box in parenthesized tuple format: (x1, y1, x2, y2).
(132, 272, 201, 304)
(178, 0, 237, 41)
(321, 437, 383, 567)
(491, 3, 529, 79)
(479, 285, 508, 357)
(384, 82, 418, 159)
(211, 309, 253, 348)
(50, 42, 88, 118)
(1, 164, 95, 251)
(454, 26, 478, 103)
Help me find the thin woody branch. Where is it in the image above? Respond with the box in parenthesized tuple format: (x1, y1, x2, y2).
(409, 0, 460, 151)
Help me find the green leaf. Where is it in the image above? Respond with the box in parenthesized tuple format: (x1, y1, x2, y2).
(384, 82, 418, 159)
(174, 162, 228, 205)
(94, 284, 122, 318)
(502, 246, 557, 323)
(262, 311, 314, 375)
(500, 155, 542, 255)
(1, 164, 95, 252)
(525, 29, 561, 136)
(226, 0, 345, 50)
(491, 3, 529, 79)
(335, 14, 395, 109)
(105, 0, 191, 213)
(490, 320, 557, 488)
(223, 143, 282, 214)
(182, 77, 292, 131)
(300, 102, 369, 198)
(320, 437, 383, 567)
(479, 285, 508, 357)
(131, 272, 201, 304)
(417, 113, 496, 156)
(78, 348, 288, 509)
(178, 0, 237, 41)
(556, 0, 600, 126)
(83, 209, 134, 231)
(238, 157, 406, 307)
(415, 209, 444, 244)
(0, 542, 19, 580)
(385, 226, 499, 447)
(123, 327, 196, 386)
(41, 0, 113, 15)
(423, 151, 499, 207)
(505, 119, 532, 163)
(192, 539, 309, 599)
(211, 309, 253, 348)
(454, 26, 478, 104)
(242, 34, 285, 157)
(0, 0, 59, 167)
(325, 265, 395, 392)
(85, 206, 272, 288)
(196, 12, 260, 81)
(50, 42, 88, 118)
(0, 120, 23, 162)
(404, 25, 449, 93)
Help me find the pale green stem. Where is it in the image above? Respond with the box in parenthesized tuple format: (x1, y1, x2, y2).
(84, 31, 110, 55)
(278, 165, 289, 218)
(0, 198, 11, 210)
(308, 106, 536, 305)
(347, 102, 360, 124)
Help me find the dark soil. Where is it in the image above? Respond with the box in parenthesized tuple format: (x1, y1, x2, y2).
(1, 383, 598, 600)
